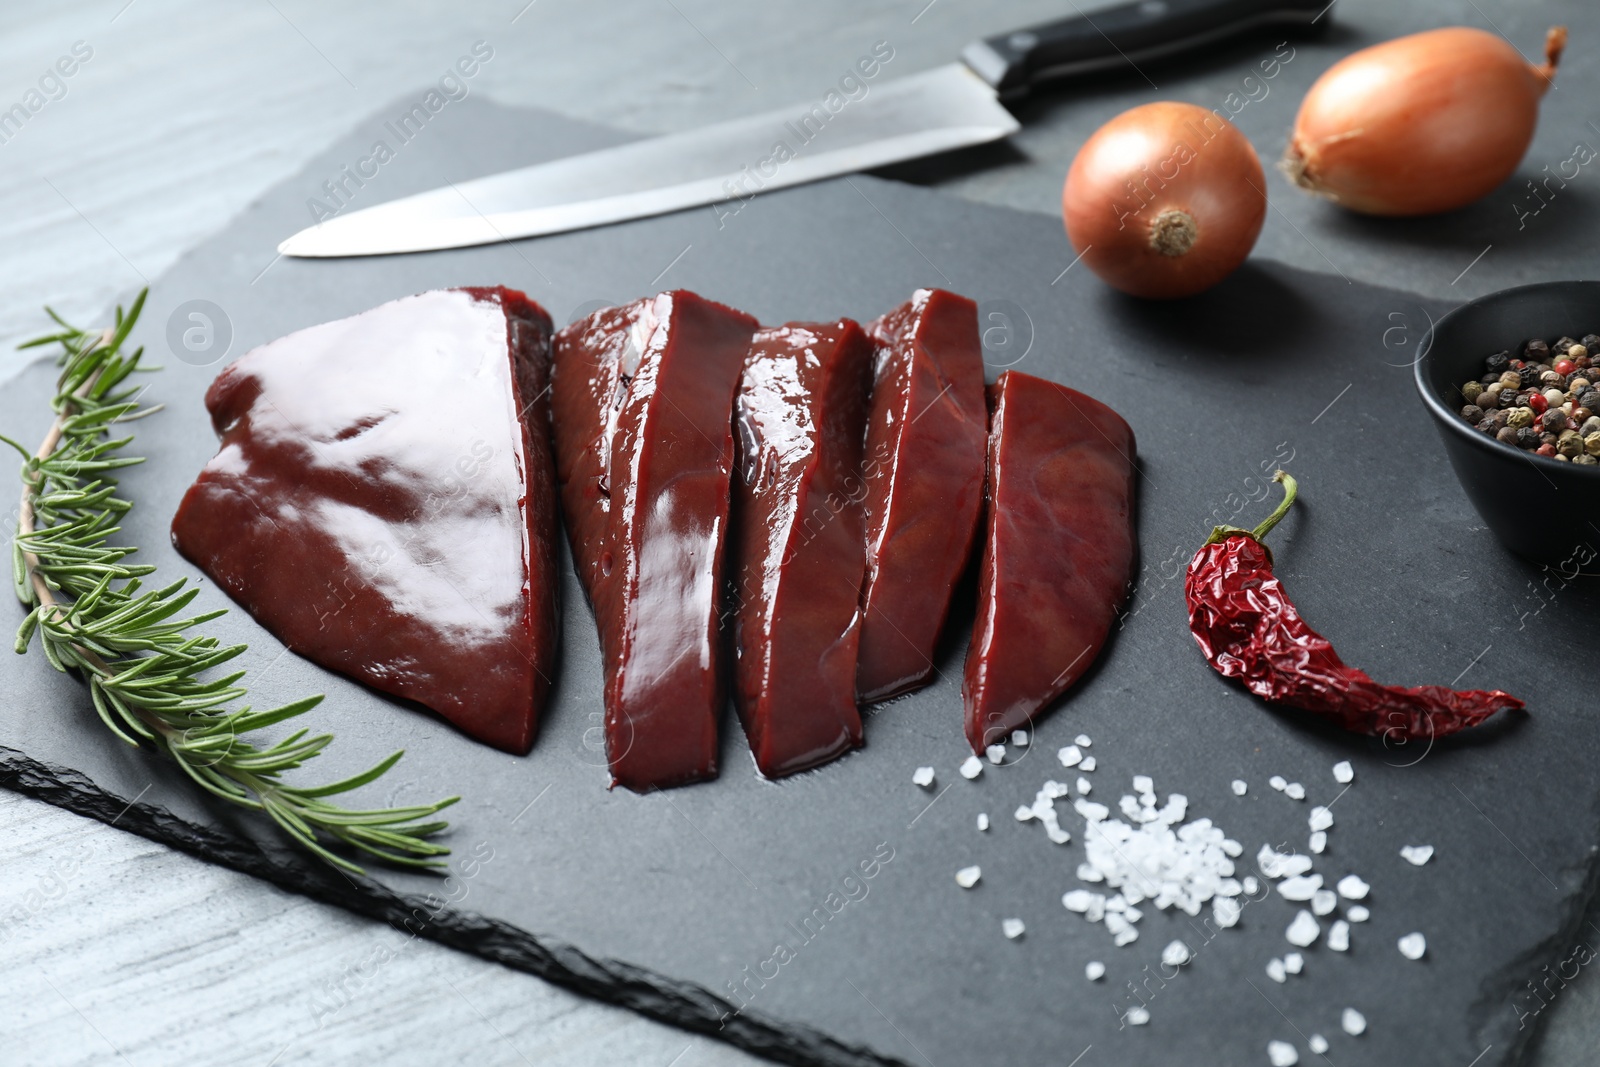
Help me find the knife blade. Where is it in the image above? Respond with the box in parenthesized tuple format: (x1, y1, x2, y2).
(280, 0, 1330, 258)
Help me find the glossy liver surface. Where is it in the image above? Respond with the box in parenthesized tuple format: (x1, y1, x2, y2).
(171, 286, 560, 754)
(963, 370, 1137, 752)
(551, 291, 758, 790)
(855, 289, 988, 703)
(730, 320, 873, 778)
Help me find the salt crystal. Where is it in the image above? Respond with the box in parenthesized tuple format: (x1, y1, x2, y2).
(976, 813, 990, 832)
(1328, 920, 1350, 952)
(1312, 890, 1338, 916)
(1309, 806, 1333, 832)
(1045, 779, 1071, 799)
(1283, 952, 1303, 975)
(1285, 782, 1306, 800)
(1105, 894, 1126, 914)
(1084, 896, 1106, 923)
(1214, 897, 1242, 928)
(1015, 805, 1035, 822)
(1133, 775, 1154, 794)
(1398, 932, 1426, 960)
(1073, 799, 1109, 822)
(1124, 1005, 1149, 1026)
(1286, 910, 1320, 947)
(1012, 729, 1030, 747)
(1347, 904, 1370, 923)
(1232, 779, 1249, 796)
(1002, 918, 1025, 939)
(1161, 940, 1192, 967)
(1267, 1039, 1299, 1066)
(1309, 831, 1327, 854)
(1333, 760, 1354, 784)
(959, 755, 983, 780)
(1341, 1007, 1367, 1035)
(1269, 775, 1288, 791)
(1336, 874, 1370, 900)
(912, 766, 935, 788)
(1400, 844, 1434, 866)
(956, 865, 981, 889)
(1085, 960, 1105, 980)
(1046, 825, 1073, 845)
(1062, 889, 1096, 913)
(1222, 838, 1243, 858)
(1077, 776, 1092, 795)
(1243, 876, 1260, 895)
(1309, 1034, 1329, 1054)
(986, 744, 1007, 765)
(1277, 874, 1322, 901)
(1266, 957, 1288, 983)
(1077, 862, 1104, 883)
(1058, 745, 1083, 768)
(1113, 926, 1139, 947)
(1075, 734, 1092, 747)
(1080, 756, 1097, 772)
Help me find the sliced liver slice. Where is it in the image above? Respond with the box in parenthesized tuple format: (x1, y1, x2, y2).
(552, 291, 757, 791)
(730, 320, 873, 778)
(857, 289, 988, 702)
(171, 286, 560, 754)
(963, 370, 1137, 751)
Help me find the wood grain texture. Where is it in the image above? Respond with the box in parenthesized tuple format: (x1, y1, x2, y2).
(0, 0, 1595, 1063)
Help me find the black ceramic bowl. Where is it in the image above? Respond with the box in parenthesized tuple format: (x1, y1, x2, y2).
(1415, 280, 1600, 564)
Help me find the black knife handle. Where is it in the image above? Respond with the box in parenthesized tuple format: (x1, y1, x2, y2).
(962, 0, 1330, 100)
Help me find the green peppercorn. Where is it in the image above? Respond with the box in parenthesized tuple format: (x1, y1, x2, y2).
(1576, 454, 1598, 465)
(1462, 381, 1484, 404)
(1501, 371, 1523, 390)
(1581, 416, 1600, 437)
(1586, 431, 1600, 457)
(1558, 429, 1583, 457)
(1506, 407, 1533, 429)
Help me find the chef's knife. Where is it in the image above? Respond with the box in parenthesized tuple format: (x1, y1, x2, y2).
(280, 0, 1329, 257)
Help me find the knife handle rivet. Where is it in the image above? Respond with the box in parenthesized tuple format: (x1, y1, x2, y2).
(1007, 31, 1038, 52)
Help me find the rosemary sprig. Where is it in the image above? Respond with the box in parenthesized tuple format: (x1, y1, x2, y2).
(5, 291, 458, 876)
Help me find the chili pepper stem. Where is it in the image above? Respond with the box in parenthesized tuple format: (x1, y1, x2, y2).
(1203, 469, 1298, 549)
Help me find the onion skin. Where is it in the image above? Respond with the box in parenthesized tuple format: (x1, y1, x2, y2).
(1064, 102, 1267, 300)
(1285, 27, 1566, 216)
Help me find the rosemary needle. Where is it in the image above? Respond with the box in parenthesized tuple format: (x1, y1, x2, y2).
(5, 291, 458, 876)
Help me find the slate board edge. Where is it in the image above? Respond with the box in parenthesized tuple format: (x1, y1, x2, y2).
(0, 743, 910, 1067)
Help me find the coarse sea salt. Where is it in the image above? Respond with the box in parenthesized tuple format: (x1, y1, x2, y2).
(977, 812, 990, 832)
(1077, 776, 1092, 795)
(1309, 831, 1327, 854)
(956, 865, 981, 889)
(986, 744, 1007, 765)
(1309, 806, 1333, 832)
(1336, 874, 1370, 899)
(1266, 957, 1287, 983)
(1309, 1034, 1329, 1054)
(1342, 1007, 1367, 1035)
(1243, 876, 1260, 895)
(1133, 774, 1154, 795)
(1270, 775, 1288, 791)
(1080, 756, 1097, 772)
(1232, 779, 1249, 796)
(1058, 745, 1083, 768)
(1258, 846, 1314, 879)
(1400, 844, 1434, 866)
(1398, 932, 1427, 960)
(1161, 940, 1192, 967)
(1214, 896, 1242, 929)
(1012, 729, 1030, 747)
(1284, 782, 1306, 800)
(913, 766, 935, 788)
(1312, 890, 1338, 916)
(1283, 952, 1303, 975)
(1267, 1039, 1299, 1066)
(959, 755, 983, 780)
(1085, 960, 1105, 980)
(1328, 920, 1350, 952)
(1277, 874, 1322, 901)
(1286, 910, 1320, 947)
(1333, 760, 1354, 784)
(1015, 805, 1035, 822)
(1124, 1005, 1150, 1026)
(1076, 734, 1093, 747)
(1002, 917, 1025, 939)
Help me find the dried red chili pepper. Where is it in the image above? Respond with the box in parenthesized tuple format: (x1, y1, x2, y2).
(1185, 471, 1523, 740)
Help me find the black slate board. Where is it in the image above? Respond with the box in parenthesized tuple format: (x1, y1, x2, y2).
(2, 97, 1596, 1067)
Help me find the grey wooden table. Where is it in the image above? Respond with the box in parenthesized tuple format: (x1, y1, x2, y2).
(1, 1, 1595, 1064)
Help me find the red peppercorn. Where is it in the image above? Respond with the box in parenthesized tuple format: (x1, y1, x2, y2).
(1555, 358, 1576, 375)
(1528, 392, 1548, 414)
(1537, 443, 1557, 456)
